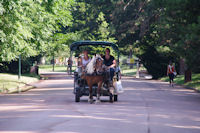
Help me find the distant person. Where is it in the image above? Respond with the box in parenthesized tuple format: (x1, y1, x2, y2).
(167, 61, 176, 87)
(67, 58, 72, 74)
(80, 50, 91, 71)
(103, 48, 116, 84)
(75, 56, 82, 73)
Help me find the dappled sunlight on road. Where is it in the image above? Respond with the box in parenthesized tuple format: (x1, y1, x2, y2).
(0, 74, 200, 133)
(0, 105, 41, 111)
(31, 88, 72, 91)
(165, 124, 200, 129)
(51, 114, 127, 121)
(0, 131, 38, 133)
(0, 131, 82, 133)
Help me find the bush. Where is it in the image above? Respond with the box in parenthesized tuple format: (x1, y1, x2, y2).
(0, 55, 42, 74)
(139, 46, 178, 79)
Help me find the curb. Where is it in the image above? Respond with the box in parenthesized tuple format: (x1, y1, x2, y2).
(7, 85, 36, 94)
(157, 79, 200, 93)
(1, 81, 39, 94)
(182, 85, 200, 93)
(123, 75, 200, 93)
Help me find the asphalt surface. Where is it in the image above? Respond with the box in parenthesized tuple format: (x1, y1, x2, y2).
(0, 72, 200, 133)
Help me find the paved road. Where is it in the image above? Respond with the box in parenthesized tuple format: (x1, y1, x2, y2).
(0, 73, 200, 133)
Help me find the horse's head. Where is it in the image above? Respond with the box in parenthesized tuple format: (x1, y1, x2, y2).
(85, 54, 105, 75)
(95, 54, 105, 75)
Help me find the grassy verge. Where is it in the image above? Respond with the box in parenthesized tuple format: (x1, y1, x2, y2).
(120, 65, 136, 76)
(0, 73, 39, 93)
(39, 64, 145, 78)
(39, 65, 76, 73)
(160, 73, 200, 91)
(121, 68, 137, 76)
(120, 65, 147, 77)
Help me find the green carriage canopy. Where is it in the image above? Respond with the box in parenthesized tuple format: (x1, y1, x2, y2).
(70, 41, 119, 52)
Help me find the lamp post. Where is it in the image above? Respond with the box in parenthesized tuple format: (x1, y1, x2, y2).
(52, 52, 55, 72)
(136, 59, 140, 78)
(18, 55, 21, 80)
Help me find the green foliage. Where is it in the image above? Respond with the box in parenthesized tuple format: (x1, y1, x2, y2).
(66, 0, 117, 57)
(0, 55, 42, 74)
(0, 0, 74, 62)
(152, 0, 200, 72)
(69, 1, 116, 43)
(1, 0, 200, 76)
(111, 0, 200, 77)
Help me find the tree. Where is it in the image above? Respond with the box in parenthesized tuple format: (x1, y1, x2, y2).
(68, 1, 116, 41)
(0, 0, 75, 73)
(110, 0, 200, 78)
(151, 0, 200, 80)
(0, 0, 74, 62)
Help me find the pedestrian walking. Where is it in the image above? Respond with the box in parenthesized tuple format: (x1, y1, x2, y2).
(167, 61, 177, 87)
(67, 58, 72, 75)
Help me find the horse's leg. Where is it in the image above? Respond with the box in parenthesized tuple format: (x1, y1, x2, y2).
(88, 84, 93, 104)
(96, 81, 102, 104)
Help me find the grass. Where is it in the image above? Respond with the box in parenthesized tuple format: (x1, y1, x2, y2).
(120, 65, 136, 76)
(120, 65, 146, 77)
(39, 65, 76, 73)
(121, 68, 137, 76)
(39, 64, 138, 76)
(0, 73, 39, 93)
(160, 73, 200, 91)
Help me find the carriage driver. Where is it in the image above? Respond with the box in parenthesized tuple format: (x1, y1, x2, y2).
(102, 48, 116, 84)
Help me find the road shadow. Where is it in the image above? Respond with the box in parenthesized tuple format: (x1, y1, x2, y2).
(0, 74, 200, 133)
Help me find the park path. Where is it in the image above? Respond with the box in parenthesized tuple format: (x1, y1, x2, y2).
(0, 72, 200, 133)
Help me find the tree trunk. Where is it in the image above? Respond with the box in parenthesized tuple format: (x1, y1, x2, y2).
(52, 53, 55, 72)
(184, 69, 192, 83)
(129, 49, 133, 69)
(179, 58, 185, 75)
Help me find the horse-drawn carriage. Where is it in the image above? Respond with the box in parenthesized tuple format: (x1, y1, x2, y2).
(70, 41, 120, 103)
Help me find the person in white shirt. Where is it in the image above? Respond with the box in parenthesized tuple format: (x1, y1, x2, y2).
(80, 50, 91, 70)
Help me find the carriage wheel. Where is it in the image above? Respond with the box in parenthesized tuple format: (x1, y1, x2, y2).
(114, 95, 118, 101)
(109, 94, 114, 103)
(75, 93, 80, 102)
(75, 88, 80, 102)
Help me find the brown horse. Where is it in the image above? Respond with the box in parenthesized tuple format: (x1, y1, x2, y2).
(81, 55, 106, 104)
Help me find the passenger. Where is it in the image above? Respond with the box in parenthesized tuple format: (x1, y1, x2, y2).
(102, 48, 116, 83)
(80, 50, 91, 71)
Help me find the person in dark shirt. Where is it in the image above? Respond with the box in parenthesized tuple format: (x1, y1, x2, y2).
(102, 48, 116, 83)
(67, 58, 72, 75)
